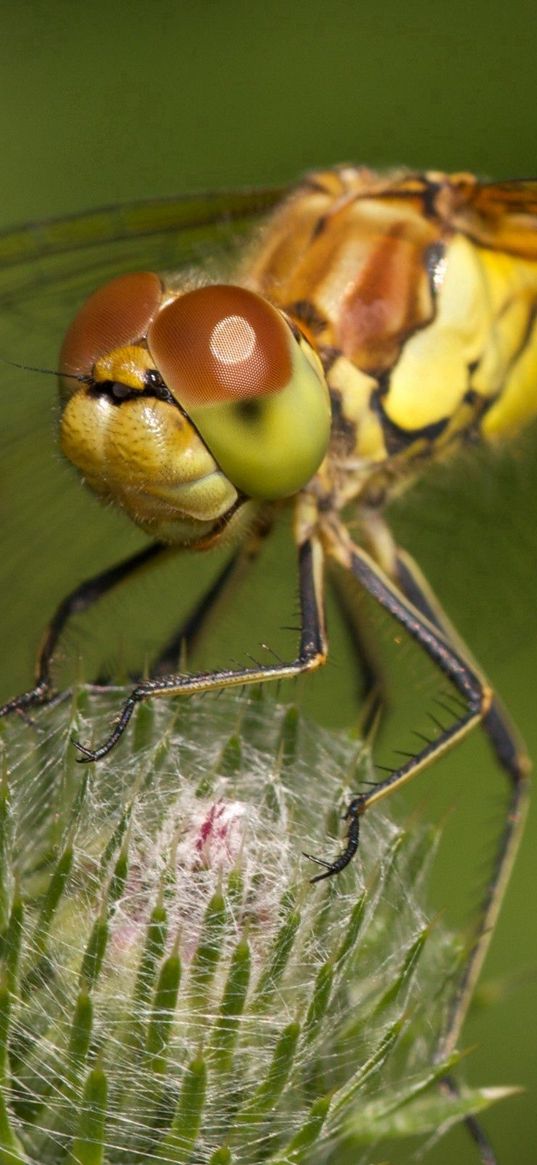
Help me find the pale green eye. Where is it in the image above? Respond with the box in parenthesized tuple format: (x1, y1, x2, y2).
(147, 284, 332, 499)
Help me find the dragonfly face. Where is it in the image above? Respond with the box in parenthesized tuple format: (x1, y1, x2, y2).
(0, 169, 534, 1144)
(59, 274, 331, 544)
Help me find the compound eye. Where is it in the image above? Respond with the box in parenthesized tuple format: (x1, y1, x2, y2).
(148, 284, 292, 406)
(148, 284, 331, 500)
(60, 271, 163, 380)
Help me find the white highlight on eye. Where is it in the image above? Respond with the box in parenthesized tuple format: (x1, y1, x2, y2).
(210, 314, 256, 365)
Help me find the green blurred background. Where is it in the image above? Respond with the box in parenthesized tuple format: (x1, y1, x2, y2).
(0, 2, 536, 1162)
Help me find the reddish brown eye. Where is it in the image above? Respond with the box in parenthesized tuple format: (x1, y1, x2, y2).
(147, 284, 292, 406)
(60, 271, 163, 378)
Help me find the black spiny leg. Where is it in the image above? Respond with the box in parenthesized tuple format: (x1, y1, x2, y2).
(74, 533, 328, 762)
(310, 518, 529, 1165)
(0, 541, 167, 719)
(152, 519, 273, 676)
(394, 545, 530, 1057)
(328, 557, 389, 739)
(309, 517, 488, 884)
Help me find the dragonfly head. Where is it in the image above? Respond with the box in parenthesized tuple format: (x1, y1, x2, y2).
(59, 272, 331, 544)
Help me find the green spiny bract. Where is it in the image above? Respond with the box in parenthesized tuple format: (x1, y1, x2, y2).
(0, 688, 511, 1165)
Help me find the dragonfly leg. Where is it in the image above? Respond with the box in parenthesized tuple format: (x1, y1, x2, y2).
(317, 517, 529, 1165)
(440, 1075, 498, 1165)
(393, 545, 530, 1057)
(0, 542, 167, 719)
(74, 534, 328, 762)
(316, 515, 488, 872)
(151, 517, 273, 675)
(328, 558, 390, 738)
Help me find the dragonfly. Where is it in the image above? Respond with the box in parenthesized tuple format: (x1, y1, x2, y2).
(0, 166, 535, 1126)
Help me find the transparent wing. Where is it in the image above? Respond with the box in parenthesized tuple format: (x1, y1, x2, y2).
(0, 186, 283, 700)
(0, 184, 284, 351)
